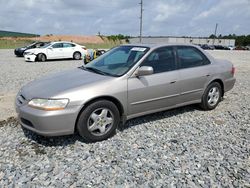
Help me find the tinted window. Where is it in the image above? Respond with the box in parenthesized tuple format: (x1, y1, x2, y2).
(34, 43, 45, 48)
(177, 47, 210, 69)
(39, 43, 46, 47)
(141, 47, 176, 73)
(63, 43, 75, 48)
(52, 43, 63, 48)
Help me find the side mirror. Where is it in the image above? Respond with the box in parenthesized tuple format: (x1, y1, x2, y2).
(135, 66, 153, 77)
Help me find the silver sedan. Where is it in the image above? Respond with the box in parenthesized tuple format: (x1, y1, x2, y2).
(16, 44, 236, 142)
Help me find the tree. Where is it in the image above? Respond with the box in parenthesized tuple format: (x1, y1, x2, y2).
(209, 34, 217, 39)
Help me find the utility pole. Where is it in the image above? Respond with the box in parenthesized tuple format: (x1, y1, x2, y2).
(139, 0, 143, 43)
(213, 23, 218, 45)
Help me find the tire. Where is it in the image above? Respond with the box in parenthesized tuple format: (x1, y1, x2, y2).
(77, 100, 120, 142)
(37, 53, 46, 62)
(200, 82, 222, 110)
(73, 52, 81, 60)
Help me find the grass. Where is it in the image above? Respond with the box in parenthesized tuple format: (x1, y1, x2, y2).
(83, 40, 123, 49)
(0, 39, 124, 49)
(0, 39, 33, 49)
(84, 43, 118, 49)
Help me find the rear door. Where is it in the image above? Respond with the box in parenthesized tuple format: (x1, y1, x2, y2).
(63, 43, 76, 58)
(176, 46, 213, 103)
(127, 46, 181, 116)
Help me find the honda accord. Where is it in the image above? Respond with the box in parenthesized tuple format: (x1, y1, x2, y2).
(16, 44, 236, 142)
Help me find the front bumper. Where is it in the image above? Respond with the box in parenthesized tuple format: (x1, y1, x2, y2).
(14, 50, 24, 57)
(15, 97, 82, 136)
(24, 54, 36, 62)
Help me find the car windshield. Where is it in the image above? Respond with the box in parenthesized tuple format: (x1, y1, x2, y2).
(41, 43, 52, 48)
(25, 42, 36, 48)
(84, 46, 149, 76)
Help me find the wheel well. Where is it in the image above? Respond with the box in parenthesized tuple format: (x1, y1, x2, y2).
(36, 53, 46, 61)
(73, 51, 81, 56)
(74, 96, 124, 132)
(210, 79, 224, 97)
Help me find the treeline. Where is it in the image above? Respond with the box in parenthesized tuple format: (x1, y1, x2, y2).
(0, 30, 39, 37)
(105, 34, 130, 42)
(209, 34, 250, 46)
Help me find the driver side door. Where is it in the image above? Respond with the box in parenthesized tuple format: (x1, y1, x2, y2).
(47, 43, 64, 59)
(127, 46, 181, 117)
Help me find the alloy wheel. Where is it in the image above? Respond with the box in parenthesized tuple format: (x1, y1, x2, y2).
(207, 87, 220, 106)
(87, 108, 114, 136)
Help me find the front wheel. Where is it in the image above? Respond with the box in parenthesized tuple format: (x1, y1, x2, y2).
(37, 53, 46, 62)
(77, 100, 120, 142)
(200, 82, 222, 110)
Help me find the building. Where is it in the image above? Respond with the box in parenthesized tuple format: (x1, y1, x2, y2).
(129, 36, 235, 46)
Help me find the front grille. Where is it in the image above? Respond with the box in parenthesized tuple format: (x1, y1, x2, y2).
(21, 118, 34, 127)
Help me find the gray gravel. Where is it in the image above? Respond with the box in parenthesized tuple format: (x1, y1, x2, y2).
(0, 50, 250, 187)
(0, 49, 83, 120)
(0, 49, 83, 93)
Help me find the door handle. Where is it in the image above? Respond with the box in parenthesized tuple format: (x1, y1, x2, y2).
(170, 81, 176, 84)
(206, 74, 211, 77)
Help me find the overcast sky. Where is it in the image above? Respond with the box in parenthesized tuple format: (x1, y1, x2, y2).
(0, 0, 250, 37)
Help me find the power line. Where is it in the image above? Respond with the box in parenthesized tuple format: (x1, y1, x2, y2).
(139, 0, 143, 43)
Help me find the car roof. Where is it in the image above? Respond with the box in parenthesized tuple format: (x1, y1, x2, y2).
(51, 41, 76, 44)
(121, 43, 199, 49)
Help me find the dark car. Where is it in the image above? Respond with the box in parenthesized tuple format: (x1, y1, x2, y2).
(213, 45, 230, 50)
(201, 44, 214, 50)
(14, 42, 48, 57)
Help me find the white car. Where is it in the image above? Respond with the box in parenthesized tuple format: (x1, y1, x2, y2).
(24, 41, 87, 62)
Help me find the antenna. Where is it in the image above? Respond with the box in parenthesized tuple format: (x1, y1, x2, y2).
(139, 0, 143, 43)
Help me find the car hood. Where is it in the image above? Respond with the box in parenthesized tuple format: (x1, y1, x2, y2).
(25, 48, 43, 54)
(16, 47, 27, 51)
(21, 68, 112, 100)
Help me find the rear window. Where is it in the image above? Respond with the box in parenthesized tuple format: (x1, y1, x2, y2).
(177, 47, 210, 69)
(63, 43, 75, 48)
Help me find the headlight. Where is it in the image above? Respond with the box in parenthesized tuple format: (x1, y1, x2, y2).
(25, 52, 35, 55)
(28, 98, 69, 111)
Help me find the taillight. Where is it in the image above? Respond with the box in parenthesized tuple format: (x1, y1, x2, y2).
(231, 66, 235, 76)
(82, 47, 87, 50)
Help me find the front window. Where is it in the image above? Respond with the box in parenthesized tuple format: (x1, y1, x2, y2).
(41, 42, 52, 48)
(84, 46, 149, 76)
(140, 47, 176, 73)
(52, 43, 63, 48)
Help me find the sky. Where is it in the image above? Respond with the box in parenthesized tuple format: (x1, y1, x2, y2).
(0, 0, 250, 37)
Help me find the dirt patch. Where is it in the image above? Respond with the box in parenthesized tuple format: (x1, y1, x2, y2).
(0, 116, 18, 127)
(2, 35, 105, 44)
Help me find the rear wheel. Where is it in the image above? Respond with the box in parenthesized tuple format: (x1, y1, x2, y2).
(77, 100, 120, 142)
(73, 52, 81, 60)
(37, 53, 46, 62)
(200, 82, 222, 110)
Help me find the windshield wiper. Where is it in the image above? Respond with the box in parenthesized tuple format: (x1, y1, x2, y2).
(78, 66, 116, 77)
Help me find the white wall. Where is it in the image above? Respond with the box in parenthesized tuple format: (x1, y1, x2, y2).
(129, 37, 235, 46)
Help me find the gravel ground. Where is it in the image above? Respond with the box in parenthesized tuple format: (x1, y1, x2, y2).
(0, 49, 83, 120)
(0, 49, 249, 187)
